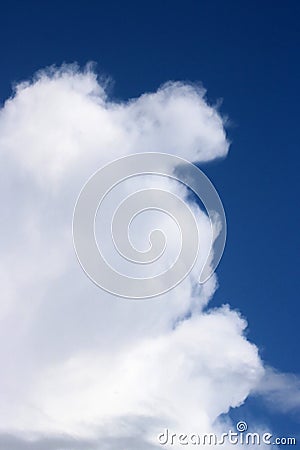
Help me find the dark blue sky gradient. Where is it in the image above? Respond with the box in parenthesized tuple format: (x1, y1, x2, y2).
(0, 0, 299, 438)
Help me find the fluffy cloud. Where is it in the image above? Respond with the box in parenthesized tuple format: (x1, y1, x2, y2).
(0, 65, 269, 449)
(0, 64, 228, 188)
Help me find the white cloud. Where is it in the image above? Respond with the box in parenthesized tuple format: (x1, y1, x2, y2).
(255, 367, 300, 413)
(0, 64, 277, 449)
(0, 64, 228, 188)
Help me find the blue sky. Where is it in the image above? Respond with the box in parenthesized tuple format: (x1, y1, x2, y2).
(0, 0, 299, 445)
